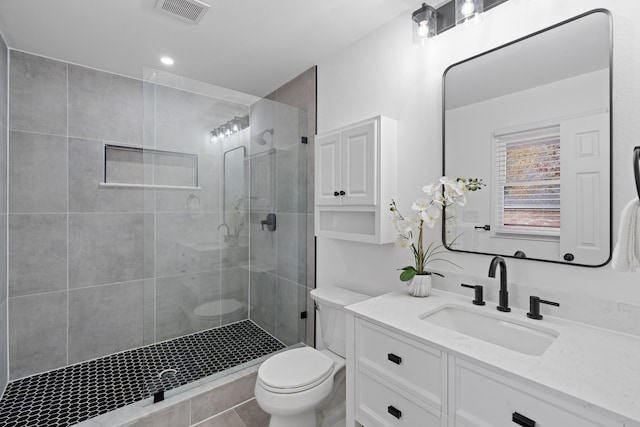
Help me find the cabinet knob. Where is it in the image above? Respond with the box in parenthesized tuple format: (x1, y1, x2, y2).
(339, 190, 346, 196)
(387, 405, 402, 419)
(387, 353, 402, 365)
(512, 411, 536, 427)
(333, 191, 340, 197)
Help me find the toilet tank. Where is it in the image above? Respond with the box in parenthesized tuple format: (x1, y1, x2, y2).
(310, 286, 370, 358)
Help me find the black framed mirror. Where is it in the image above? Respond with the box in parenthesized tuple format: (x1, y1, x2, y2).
(443, 9, 612, 266)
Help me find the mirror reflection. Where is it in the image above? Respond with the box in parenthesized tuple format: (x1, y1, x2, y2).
(443, 10, 611, 266)
(223, 146, 246, 247)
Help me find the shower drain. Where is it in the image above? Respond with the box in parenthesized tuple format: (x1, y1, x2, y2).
(153, 369, 179, 403)
(159, 368, 178, 379)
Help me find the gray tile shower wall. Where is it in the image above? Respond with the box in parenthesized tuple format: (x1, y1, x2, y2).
(6, 50, 254, 380)
(9, 51, 67, 135)
(8, 131, 68, 213)
(67, 280, 146, 364)
(8, 213, 67, 296)
(0, 33, 7, 130)
(68, 65, 144, 144)
(8, 291, 67, 380)
(0, 30, 8, 396)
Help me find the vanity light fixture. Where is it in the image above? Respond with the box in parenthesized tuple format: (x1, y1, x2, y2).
(412, 3, 437, 45)
(412, 0, 507, 39)
(455, 0, 483, 25)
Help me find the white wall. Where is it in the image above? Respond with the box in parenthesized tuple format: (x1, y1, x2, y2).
(316, 0, 640, 332)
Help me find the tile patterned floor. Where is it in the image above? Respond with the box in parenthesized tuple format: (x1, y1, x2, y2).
(0, 320, 284, 427)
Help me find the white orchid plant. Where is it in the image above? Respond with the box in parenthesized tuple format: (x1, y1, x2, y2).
(390, 176, 484, 282)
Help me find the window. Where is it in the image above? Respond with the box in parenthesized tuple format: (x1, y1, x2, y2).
(495, 126, 560, 236)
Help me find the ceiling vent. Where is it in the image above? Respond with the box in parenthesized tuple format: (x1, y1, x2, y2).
(155, 0, 210, 24)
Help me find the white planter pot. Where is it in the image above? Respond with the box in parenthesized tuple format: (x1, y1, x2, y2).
(407, 274, 432, 297)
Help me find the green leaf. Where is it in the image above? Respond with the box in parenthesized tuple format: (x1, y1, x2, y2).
(399, 268, 417, 282)
(400, 266, 417, 271)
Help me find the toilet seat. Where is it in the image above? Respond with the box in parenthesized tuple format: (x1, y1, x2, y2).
(258, 347, 334, 394)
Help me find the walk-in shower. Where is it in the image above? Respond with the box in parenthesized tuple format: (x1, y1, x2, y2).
(0, 60, 308, 426)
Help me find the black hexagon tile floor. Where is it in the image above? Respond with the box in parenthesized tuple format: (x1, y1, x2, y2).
(0, 320, 285, 427)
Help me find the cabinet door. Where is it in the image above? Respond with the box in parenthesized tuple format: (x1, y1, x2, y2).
(341, 120, 377, 206)
(316, 131, 342, 206)
(452, 359, 621, 427)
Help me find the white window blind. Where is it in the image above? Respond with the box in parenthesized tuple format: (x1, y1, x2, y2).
(495, 126, 560, 236)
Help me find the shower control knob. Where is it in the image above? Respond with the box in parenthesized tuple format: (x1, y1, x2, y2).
(334, 191, 340, 197)
(339, 190, 345, 195)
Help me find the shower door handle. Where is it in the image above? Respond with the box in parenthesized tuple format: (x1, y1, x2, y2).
(261, 213, 276, 232)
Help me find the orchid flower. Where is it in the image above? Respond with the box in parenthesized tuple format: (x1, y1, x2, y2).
(389, 176, 484, 282)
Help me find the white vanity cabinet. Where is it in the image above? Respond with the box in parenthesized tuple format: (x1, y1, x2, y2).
(315, 116, 397, 244)
(353, 319, 447, 426)
(451, 359, 620, 427)
(347, 316, 624, 427)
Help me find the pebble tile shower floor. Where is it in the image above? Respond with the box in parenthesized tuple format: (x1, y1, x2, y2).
(0, 320, 285, 426)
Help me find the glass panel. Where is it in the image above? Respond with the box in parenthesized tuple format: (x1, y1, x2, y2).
(141, 70, 307, 402)
(248, 98, 308, 346)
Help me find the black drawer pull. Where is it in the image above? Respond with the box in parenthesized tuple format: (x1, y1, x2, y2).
(512, 411, 536, 427)
(387, 353, 402, 365)
(388, 405, 402, 419)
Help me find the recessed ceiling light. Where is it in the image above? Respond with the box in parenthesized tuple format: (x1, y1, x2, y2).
(160, 56, 174, 66)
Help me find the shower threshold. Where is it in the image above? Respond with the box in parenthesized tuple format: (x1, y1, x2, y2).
(0, 320, 285, 427)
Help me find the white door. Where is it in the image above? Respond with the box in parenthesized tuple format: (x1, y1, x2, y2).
(560, 112, 610, 265)
(341, 120, 377, 206)
(316, 131, 342, 206)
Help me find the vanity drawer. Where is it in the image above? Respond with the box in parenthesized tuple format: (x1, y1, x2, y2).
(356, 319, 446, 411)
(356, 369, 443, 427)
(452, 359, 621, 427)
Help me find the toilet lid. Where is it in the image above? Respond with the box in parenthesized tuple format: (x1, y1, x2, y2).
(194, 299, 244, 317)
(258, 347, 334, 392)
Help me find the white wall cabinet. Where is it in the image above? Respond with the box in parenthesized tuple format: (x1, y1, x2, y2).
(347, 316, 623, 427)
(315, 116, 397, 244)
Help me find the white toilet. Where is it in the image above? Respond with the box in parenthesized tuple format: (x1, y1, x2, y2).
(254, 286, 370, 427)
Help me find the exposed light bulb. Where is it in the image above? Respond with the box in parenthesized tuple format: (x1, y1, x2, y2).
(225, 128, 231, 136)
(232, 124, 239, 133)
(160, 56, 174, 66)
(461, 0, 475, 17)
(417, 21, 429, 37)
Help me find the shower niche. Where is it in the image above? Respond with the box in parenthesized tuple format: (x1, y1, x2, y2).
(101, 144, 200, 189)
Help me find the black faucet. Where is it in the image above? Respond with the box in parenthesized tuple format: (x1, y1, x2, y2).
(488, 256, 510, 312)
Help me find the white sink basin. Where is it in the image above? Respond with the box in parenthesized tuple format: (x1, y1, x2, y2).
(420, 304, 558, 356)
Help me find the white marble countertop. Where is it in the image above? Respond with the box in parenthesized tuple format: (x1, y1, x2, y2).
(346, 289, 640, 424)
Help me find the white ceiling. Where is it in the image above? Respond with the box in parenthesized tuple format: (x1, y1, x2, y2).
(0, 0, 420, 97)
